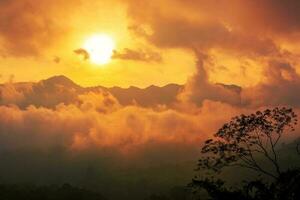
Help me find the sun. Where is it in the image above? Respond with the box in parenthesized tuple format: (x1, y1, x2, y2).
(83, 34, 115, 65)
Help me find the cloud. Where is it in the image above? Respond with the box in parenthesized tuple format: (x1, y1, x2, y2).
(125, 1, 281, 58)
(217, 0, 300, 35)
(176, 51, 300, 109)
(122, 0, 300, 110)
(112, 48, 162, 62)
(242, 60, 300, 107)
(0, 0, 71, 57)
(5, 72, 299, 158)
(126, 0, 300, 36)
(74, 48, 90, 60)
(0, 86, 244, 174)
(53, 56, 61, 63)
(0, 74, 239, 153)
(0, 92, 240, 153)
(0, 82, 26, 105)
(123, 0, 294, 98)
(1, 1, 300, 198)
(0, 74, 300, 198)
(177, 52, 241, 107)
(0, 88, 246, 197)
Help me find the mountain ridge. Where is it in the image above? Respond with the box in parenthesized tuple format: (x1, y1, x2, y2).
(0, 75, 241, 108)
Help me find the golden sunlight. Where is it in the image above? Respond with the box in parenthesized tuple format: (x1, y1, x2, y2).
(83, 34, 115, 65)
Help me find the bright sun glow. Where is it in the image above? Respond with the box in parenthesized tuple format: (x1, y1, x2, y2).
(83, 34, 115, 65)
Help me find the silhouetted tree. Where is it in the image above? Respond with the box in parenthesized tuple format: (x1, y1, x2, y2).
(190, 107, 300, 200)
(197, 107, 297, 179)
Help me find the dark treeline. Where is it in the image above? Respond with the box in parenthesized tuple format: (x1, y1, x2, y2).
(0, 183, 105, 200)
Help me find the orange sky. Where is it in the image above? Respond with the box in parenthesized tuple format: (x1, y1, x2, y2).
(1, 0, 300, 88)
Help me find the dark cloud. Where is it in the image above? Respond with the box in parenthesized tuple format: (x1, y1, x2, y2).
(112, 48, 162, 62)
(141, 0, 300, 35)
(220, 0, 300, 35)
(127, 6, 281, 58)
(74, 48, 90, 60)
(53, 56, 61, 63)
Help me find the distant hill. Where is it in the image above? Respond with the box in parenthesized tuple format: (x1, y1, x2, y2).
(0, 75, 241, 108)
(107, 83, 182, 107)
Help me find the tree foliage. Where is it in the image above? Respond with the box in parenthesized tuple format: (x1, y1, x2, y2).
(190, 107, 300, 200)
(197, 107, 297, 179)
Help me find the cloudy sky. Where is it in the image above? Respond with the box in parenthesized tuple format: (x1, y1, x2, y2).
(1, 0, 300, 199)
(0, 0, 299, 88)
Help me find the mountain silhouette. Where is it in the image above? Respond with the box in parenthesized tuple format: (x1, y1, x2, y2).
(41, 75, 81, 89)
(0, 75, 241, 108)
